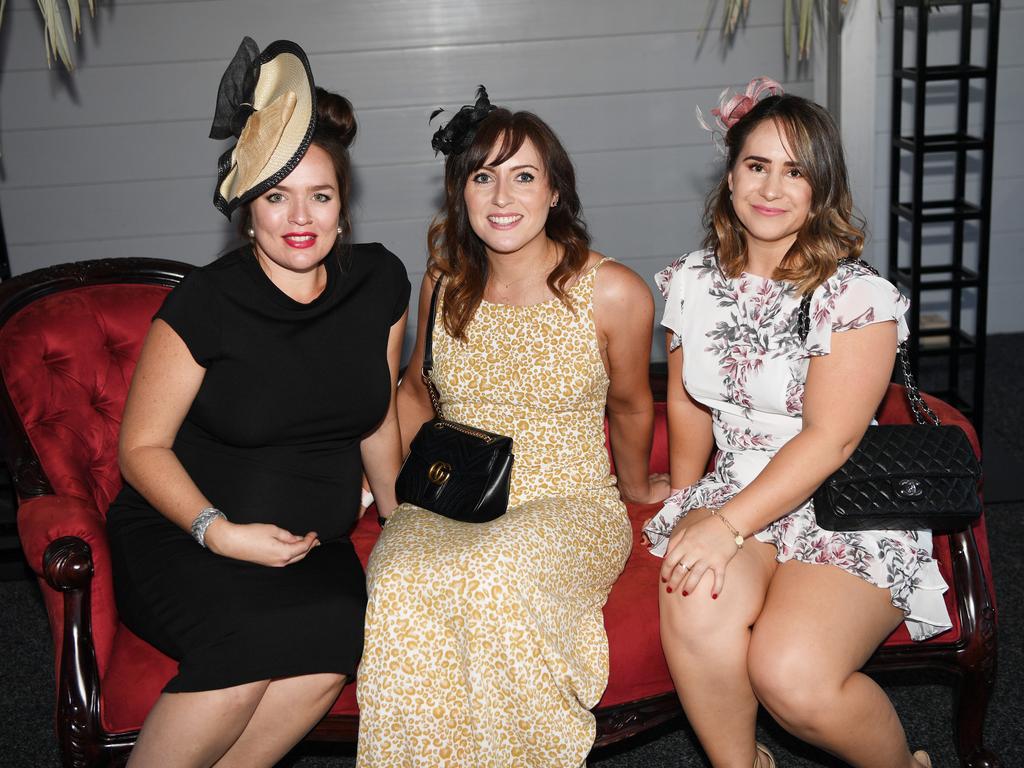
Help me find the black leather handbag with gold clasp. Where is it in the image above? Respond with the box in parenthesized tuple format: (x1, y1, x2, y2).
(394, 279, 514, 523)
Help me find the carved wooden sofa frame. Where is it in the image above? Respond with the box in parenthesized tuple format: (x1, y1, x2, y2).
(0, 258, 1000, 767)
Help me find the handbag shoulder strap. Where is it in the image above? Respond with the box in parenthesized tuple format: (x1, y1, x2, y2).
(797, 258, 939, 426)
(421, 276, 444, 417)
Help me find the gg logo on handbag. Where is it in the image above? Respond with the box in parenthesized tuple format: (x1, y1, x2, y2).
(428, 460, 453, 486)
(394, 278, 514, 523)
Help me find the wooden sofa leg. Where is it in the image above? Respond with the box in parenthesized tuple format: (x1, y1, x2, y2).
(44, 536, 108, 768)
(953, 604, 1000, 768)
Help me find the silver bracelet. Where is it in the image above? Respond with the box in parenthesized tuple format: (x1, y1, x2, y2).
(191, 506, 227, 548)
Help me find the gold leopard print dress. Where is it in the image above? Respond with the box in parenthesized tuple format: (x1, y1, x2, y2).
(356, 259, 633, 768)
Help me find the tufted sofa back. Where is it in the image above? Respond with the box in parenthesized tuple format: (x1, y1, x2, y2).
(0, 263, 186, 515)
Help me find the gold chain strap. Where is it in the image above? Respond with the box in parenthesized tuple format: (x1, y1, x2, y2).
(432, 420, 494, 443)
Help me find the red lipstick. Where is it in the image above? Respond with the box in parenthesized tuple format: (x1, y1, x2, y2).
(283, 231, 317, 249)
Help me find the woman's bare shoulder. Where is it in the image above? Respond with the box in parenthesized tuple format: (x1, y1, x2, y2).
(591, 251, 653, 305)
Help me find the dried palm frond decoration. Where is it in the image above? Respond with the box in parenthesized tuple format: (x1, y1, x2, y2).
(701, 0, 852, 62)
(0, 0, 96, 71)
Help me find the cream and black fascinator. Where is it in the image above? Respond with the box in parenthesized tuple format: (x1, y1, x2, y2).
(210, 37, 316, 218)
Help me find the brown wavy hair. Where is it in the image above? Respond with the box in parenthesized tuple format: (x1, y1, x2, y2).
(427, 109, 591, 340)
(703, 94, 865, 295)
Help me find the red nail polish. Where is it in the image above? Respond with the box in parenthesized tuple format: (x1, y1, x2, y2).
(666, 586, 673, 593)
(712, 593, 719, 599)
(682, 591, 689, 597)
(660, 576, 667, 583)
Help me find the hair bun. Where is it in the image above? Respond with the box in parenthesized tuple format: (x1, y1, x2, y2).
(315, 87, 357, 148)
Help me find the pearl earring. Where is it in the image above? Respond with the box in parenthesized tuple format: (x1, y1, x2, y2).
(246, 226, 255, 239)
(337, 225, 344, 235)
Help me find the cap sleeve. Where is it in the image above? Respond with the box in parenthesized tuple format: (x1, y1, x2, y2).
(369, 243, 411, 325)
(391, 261, 411, 325)
(654, 254, 689, 352)
(803, 266, 910, 356)
(154, 270, 221, 366)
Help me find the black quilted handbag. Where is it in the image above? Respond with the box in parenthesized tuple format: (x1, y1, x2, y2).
(807, 272, 982, 531)
(813, 419, 981, 532)
(394, 280, 514, 523)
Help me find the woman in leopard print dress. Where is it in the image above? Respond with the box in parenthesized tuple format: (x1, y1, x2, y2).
(355, 91, 669, 768)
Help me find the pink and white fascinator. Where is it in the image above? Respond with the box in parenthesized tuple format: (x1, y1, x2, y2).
(697, 76, 784, 154)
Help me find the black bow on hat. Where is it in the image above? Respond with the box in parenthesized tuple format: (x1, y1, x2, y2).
(210, 37, 261, 140)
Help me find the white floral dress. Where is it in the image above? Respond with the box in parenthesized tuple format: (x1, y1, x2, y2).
(643, 250, 951, 641)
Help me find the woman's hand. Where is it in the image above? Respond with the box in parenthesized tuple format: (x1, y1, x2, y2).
(620, 473, 672, 505)
(660, 509, 741, 598)
(205, 519, 320, 567)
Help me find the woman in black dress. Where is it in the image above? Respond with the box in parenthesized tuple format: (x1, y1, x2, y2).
(106, 39, 410, 767)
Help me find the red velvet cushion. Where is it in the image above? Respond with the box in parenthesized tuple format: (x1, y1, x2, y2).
(101, 626, 178, 732)
(599, 501, 671, 707)
(1, 285, 169, 514)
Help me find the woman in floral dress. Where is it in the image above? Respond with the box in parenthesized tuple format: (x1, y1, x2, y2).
(643, 82, 946, 768)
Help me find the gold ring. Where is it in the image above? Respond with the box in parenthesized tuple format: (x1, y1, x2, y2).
(678, 562, 690, 571)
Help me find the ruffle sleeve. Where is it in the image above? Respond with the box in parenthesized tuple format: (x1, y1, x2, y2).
(654, 253, 691, 352)
(803, 266, 910, 357)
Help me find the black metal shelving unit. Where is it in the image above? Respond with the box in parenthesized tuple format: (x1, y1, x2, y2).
(888, 0, 1000, 437)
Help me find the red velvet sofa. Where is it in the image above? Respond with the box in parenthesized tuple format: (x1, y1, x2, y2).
(0, 259, 1000, 767)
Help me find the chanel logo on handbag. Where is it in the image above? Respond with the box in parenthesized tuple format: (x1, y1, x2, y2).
(428, 461, 452, 486)
(895, 478, 924, 499)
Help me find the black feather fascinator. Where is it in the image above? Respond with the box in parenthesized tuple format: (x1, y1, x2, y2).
(430, 85, 498, 156)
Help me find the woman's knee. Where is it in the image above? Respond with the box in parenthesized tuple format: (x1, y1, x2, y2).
(314, 672, 346, 705)
(747, 641, 835, 731)
(660, 561, 767, 634)
(659, 582, 742, 654)
(204, 679, 271, 717)
(270, 672, 346, 710)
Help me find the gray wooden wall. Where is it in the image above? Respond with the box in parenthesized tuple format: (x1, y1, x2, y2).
(0, 0, 811, 359)
(0, 0, 1018, 359)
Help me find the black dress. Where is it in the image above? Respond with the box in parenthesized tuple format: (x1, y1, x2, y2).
(106, 243, 410, 693)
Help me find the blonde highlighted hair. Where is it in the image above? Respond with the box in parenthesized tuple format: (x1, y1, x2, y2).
(703, 94, 865, 295)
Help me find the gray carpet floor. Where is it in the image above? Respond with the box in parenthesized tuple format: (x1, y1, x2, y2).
(1, 334, 1021, 768)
